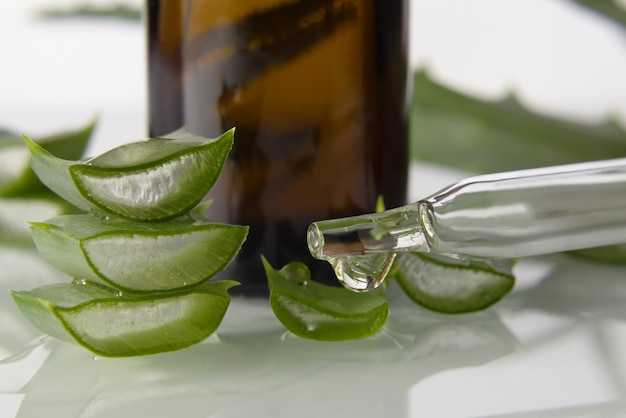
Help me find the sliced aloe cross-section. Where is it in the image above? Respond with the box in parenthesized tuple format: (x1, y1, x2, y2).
(10, 280, 238, 357)
(24, 128, 233, 220)
(395, 253, 515, 314)
(264, 258, 389, 341)
(30, 214, 248, 293)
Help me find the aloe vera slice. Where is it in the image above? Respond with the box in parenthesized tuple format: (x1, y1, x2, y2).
(10, 280, 237, 357)
(0, 120, 94, 197)
(30, 214, 248, 293)
(24, 128, 234, 220)
(264, 258, 389, 341)
(395, 253, 515, 314)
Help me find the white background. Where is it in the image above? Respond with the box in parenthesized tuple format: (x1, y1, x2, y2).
(2, 2, 626, 417)
(0, 0, 625, 157)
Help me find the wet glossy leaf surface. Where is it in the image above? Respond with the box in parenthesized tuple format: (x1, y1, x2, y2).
(264, 258, 388, 341)
(395, 253, 515, 314)
(30, 214, 248, 293)
(10, 280, 238, 357)
(25, 128, 233, 220)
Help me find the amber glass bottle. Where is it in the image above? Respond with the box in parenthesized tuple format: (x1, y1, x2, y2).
(147, 0, 409, 294)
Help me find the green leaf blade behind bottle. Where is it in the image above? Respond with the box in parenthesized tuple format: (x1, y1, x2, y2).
(0, 119, 94, 197)
(411, 70, 626, 174)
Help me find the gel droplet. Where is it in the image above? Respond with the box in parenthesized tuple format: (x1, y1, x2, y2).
(328, 253, 396, 292)
(279, 262, 311, 285)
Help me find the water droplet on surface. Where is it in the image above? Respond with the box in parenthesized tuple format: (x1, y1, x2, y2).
(279, 262, 311, 285)
(114, 291, 124, 297)
(327, 253, 396, 292)
(72, 278, 88, 286)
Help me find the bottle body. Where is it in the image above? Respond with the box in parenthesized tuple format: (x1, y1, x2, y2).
(147, 0, 409, 293)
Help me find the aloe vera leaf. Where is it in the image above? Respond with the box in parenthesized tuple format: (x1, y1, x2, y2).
(24, 128, 234, 220)
(34, 118, 96, 161)
(411, 70, 626, 174)
(264, 258, 388, 341)
(0, 120, 94, 197)
(0, 140, 32, 196)
(30, 214, 248, 293)
(23, 136, 89, 211)
(0, 198, 67, 245)
(572, 0, 626, 30)
(38, 3, 141, 21)
(9, 280, 238, 357)
(395, 253, 515, 314)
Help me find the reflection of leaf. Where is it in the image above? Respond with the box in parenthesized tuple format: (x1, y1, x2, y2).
(411, 70, 626, 174)
(13, 298, 515, 418)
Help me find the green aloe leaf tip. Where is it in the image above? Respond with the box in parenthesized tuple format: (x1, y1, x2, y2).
(264, 257, 389, 341)
(24, 127, 234, 221)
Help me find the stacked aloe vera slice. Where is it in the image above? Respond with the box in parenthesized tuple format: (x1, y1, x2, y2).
(10, 128, 248, 357)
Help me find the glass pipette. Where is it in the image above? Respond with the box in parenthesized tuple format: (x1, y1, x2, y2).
(308, 158, 626, 290)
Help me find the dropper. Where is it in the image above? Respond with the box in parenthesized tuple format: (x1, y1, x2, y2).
(308, 158, 626, 291)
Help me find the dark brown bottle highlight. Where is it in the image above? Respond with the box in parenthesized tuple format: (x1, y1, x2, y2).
(147, 0, 409, 294)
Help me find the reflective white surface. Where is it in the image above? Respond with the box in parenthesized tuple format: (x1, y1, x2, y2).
(2, 0, 626, 417)
(4, 249, 626, 417)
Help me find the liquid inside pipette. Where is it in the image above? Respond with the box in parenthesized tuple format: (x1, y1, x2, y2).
(306, 205, 426, 292)
(308, 157, 626, 292)
(328, 253, 396, 292)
